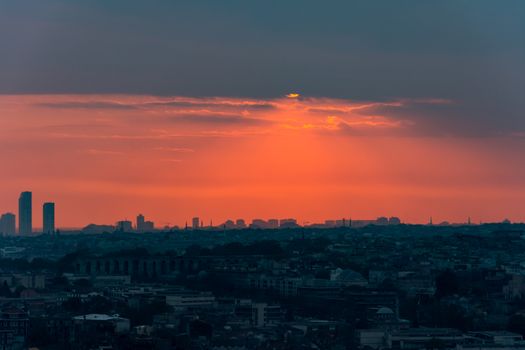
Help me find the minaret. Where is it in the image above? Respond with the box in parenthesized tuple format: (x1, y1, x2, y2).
(429, 217, 433, 225)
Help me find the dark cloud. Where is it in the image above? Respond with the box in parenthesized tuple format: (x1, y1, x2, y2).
(356, 98, 525, 137)
(307, 108, 349, 116)
(1, 0, 524, 136)
(166, 114, 271, 126)
(144, 101, 276, 110)
(39, 123, 110, 130)
(36, 101, 138, 110)
(36, 100, 277, 112)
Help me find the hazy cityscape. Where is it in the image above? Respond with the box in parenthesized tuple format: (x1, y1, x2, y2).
(1, 192, 525, 349)
(2, 1, 525, 349)
(1, 191, 492, 237)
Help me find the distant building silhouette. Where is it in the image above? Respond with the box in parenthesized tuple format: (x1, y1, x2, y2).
(137, 214, 145, 231)
(43, 202, 55, 234)
(192, 217, 200, 229)
(388, 217, 401, 225)
(142, 221, 154, 231)
(222, 219, 236, 229)
(136, 214, 155, 232)
(236, 219, 246, 228)
(0, 213, 16, 235)
(18, 191, 32, 235)
(324, 220, 336, 227)
(268, 219, 279, 229)
(82, 224, 115, 234)
(279, 218, 298, 228)
(116, 220, 133, 232)
(376, 217, 389, 225)
(250, 219, 268, 229)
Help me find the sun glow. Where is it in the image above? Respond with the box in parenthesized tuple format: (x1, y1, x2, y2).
(1, 94, 524, 226)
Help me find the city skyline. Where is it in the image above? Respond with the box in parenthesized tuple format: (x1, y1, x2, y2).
(1, 1, 525, 227)
(3, 94, 525, 227)
(0, 191, 58, 235)
(1, 2, 524, 349)
(0, 190, 516, 233)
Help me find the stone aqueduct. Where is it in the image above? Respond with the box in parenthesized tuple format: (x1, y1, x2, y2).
(74, 255, 212, 277)
(74, 255, 261, 277)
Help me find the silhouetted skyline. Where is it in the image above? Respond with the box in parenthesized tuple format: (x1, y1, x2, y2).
(1, 190, 514, 234)
(1, 3, 525, 350)
(1, 1, 524, 226)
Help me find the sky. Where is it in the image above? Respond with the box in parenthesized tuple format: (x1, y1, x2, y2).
(0, 1, 524, 227)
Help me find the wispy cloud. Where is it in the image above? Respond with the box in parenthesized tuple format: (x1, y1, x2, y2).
(37, 101, 139, 110)
(153, 147, 195, 153)
(12, 94, 474, 139)
(165, 114, 271, 126)
(84, 149, 124, 156)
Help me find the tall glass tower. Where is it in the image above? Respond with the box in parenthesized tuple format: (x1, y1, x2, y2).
(43, 202, 55, 234)
(18, 191, 32, 235)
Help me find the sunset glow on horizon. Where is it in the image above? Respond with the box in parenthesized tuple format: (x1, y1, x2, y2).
(1, 1, 523, 229)
(2, 3, 525, 346)
(2, 93, 525, 228)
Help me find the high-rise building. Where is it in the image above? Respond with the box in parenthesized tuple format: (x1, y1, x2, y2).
(136, 214, 154, 232)
(0, 213, 16, 235)
(192, 217, 200, 229)
(18, 191, 32, 235)
(43, 202, 55, 234)
(137, 214, 145, 231)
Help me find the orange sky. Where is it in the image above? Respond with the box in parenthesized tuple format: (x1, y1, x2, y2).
(1, 94, 525, 228)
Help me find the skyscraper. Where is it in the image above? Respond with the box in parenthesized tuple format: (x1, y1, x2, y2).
(137, 214, 145, 232)
(43, 202, 55, 234)
(18, 191, 32, 235)
(0, 213, 16, 235)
